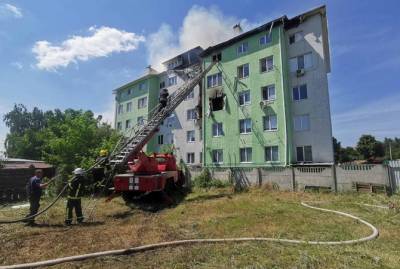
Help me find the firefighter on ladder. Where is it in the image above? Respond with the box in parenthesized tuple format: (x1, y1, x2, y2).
(158, 88, 169, 112)
(65, 168, 85, 225)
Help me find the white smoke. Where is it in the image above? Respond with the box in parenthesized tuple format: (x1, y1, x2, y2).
(147, 5, 261, 71)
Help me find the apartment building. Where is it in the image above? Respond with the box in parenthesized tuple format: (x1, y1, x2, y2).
(200, 5, 333, 168)
(155, 47, 203, 166)
(113, 47, 204, 165)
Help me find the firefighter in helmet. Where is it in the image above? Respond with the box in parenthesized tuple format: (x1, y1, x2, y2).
(65, 168, 85, 225)
(159, 88, 169, 111)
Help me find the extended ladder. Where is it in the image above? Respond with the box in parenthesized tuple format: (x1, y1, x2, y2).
(109, 62, 215, 166)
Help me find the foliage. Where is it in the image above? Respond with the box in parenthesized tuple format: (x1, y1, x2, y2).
(193, 168, 230, 189)
(383, 137, 400, 160)
(3, 104, 120, 175)
(159, 144, 175, 154)
(356, 134, 385, 160)
(333, 137, 361, 163)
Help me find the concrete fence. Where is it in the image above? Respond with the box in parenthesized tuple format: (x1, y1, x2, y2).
(188, 164, 395, 194)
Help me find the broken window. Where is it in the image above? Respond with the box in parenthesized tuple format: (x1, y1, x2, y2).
(210, 96, 224, 111)
(212, 53, 222, 62)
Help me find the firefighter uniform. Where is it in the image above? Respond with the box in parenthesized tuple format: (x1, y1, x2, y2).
(159, 88, 169, 111)
(65, 169, 85, 225)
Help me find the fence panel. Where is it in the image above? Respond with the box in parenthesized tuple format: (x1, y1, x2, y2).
(388, 160, 400, 193)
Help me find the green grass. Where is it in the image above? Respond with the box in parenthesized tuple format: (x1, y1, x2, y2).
(0, 188, 399, 268)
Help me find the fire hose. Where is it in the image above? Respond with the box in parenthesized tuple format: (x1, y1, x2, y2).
(0, 201, 379, 269)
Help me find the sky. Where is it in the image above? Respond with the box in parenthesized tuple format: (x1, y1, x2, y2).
(0, 0, 399, 155)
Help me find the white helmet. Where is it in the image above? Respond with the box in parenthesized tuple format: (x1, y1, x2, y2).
(73, 168, 85, 175)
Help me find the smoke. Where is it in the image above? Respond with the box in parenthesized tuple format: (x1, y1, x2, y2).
(147, 5, 260, 71)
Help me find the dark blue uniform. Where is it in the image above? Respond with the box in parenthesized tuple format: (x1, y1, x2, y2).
(25, 176, 42, 225)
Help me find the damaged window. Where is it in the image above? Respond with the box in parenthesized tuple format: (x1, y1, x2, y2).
(212, 53, 222, 62)
(210, 96, 224, 111)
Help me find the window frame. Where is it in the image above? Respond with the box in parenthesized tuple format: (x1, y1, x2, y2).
(239, 119, 252, 134)
(212, 149, 223, 164)
(117, 122, 122, 130)
(265, 146, 279, 162)
(118, 104, 123, 114)
(292, 84, 308, 101)
(186, 152, 195, 164)
(137, 96, 148, 109)
(259, 34, 272, 46)
(237, 63, 250, 79)
(238, 90, 251, 106)
(212, 122, 224, 137)
(138, 81, 147, 91)
(157, 135, 164, 145)
(186, 109, 197, 121)
(261, 85, 276, 101)
(186, 130, 196, 143)
(294, 114, 310, 132)
(260, 56, 274, 73)
(125, 119, 131, 129)
(126, 102, 132, 112)
(237, 42, 249, 55)
(207, 72, 222, 88)
(296, 145, 313, 162)
(289, 31, 303, 45)
(239, 147, 253, 163)
(263, 114, 278, 131)
(137, 116, 144, 126)
(168, 76, 177, 86)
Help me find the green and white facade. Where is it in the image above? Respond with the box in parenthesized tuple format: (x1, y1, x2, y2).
(114, 6, 333, 168)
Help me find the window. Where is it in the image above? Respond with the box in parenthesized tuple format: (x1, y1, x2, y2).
(138, 97, 147, 109)
(157, 135, 163, 145)
(265, 146, 279, 162)
(212, 149, 223, 164)
(237, 42, 248, 55)
(207, 72, 222, 88)
(137, 116, 144, 125)
(289, 31, 303, 44)
(118, 104, 123, 114)
(125, 120, 131, 129)
(187, 109, 197, 120)
(126, 102, 132, 112)
(212, 123, 224, 137)
(296, 146, 313, 162)
(139, 81, 147, 90)
(260, 56, 274, 72)
(186, 153, 195, 164)
(263, 115, 277, 131)
(289, 53, 313, 72)
(186, 130, 195, 143)
(259, 34, 272, 45)
(294, 115, 310, 131)
(237, 63, 249, 79)
(159, 81, 165, 89)
(238, 90, 251, 106)
(262, 85, 276, 101)
(168, 76, 177, 86)
(240, 147, 252, 163)
(185, 90, 194, 100)
(127, 89, 132, 95)
(116, 122, 122, 130)
(239, 119, 252, 134)
(293, 84, 308, 101)
(212, 53, 222, 62)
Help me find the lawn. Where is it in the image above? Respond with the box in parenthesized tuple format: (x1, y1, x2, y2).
(0, 188, 399, 268)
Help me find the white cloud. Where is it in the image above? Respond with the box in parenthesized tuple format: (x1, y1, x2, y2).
(94, 98, 115, 127)
(33, 26, 146, 71)
(147, 5, 261, 70)
(0, 3, 22, 18)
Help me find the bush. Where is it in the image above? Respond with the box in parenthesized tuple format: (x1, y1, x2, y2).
(193, 168, 231, 189)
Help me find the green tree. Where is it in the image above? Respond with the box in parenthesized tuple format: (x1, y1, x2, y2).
(356, 134, 384, 160)
(383, 137, 400, 160)
(332, 137, 341, 163)
(3, 104, 120, 173)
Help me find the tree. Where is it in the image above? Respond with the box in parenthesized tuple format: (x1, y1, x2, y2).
(356, 134, 385, 160)
(383, 137, 400, 160)
(3, 104, 120, 174)
(332, 137, 341, 163)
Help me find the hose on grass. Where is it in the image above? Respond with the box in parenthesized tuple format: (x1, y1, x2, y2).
(0, 201, 380, 269)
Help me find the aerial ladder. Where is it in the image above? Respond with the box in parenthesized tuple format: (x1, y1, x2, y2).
(102, 61, 216, 201)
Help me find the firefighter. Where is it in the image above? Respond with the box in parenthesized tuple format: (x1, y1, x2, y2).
(159, 88, 169, 111)
(65, 168, 85, 225)
(24, 169, 50, 226)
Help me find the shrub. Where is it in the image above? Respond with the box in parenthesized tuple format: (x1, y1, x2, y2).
(193, 168, 231, 189)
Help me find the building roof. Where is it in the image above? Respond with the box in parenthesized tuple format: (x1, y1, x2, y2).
(2, 158, 53, 169)
(162, 46, 203, 65)
(112, 66, 159, 94)
(200, 5, 327, 57)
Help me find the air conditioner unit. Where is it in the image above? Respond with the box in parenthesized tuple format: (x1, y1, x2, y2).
(259, 100, 272, 108)
(296, 68, 305, 77)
